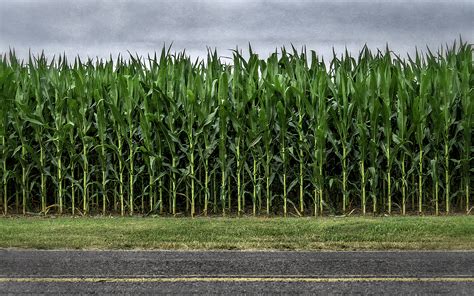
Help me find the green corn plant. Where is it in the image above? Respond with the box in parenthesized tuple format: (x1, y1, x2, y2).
(394, 58, 412, 215)
(275, 97, 288, 217)
(184, 77, 198, 217)
(414, 62, 432, 214)
(67, 98, 83, 214)
(50, 59, 73, 215)
(229, 50, 247, 216)
(289, 48, 309, 216)
(217, 70, 229, 216)
(66, 125, 78, 215)
(241, 46, 263, 216)
(109, 76, 126, 216)
(12, 82, 29, 214)
(0, 54, 15, 215)
(428, 122, 441, 216)
(139, 79, 161, 214)
(458, 42, 472, 213)
(353, 65, 369, 215)
(166, 55, 188, 216)
(268, 55, 290, 217)
(122, 75, 140, 215)
(440, 55, 456, 214)
(76, 66, 94, 215)
(276, 49, 301, 217)
(139, 107, 154, 214)
(161, 85, 180, 216)
(26, 55, 50, 214)
(245, 106, 262, 216)
(308, 58, 329, 216)
(258, 86, 275, 215)
(429, 53, 450, 215)
(367, 69, 381, 213)
(153, 47, 174, 214)
(153, 99, 165, 215)
(196, 70, 218, 216)
(329, 55, 355, 213)
(204, 49, 223, 214)
(379, 53, 395, 214)
(94, 87, 109, 215)
(257, 55, 278, 215)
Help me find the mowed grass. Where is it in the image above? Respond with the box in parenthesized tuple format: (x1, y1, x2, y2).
(0, 216, 472, 250)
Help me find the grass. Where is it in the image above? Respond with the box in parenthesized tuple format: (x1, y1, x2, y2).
(0, 216, 472, 250)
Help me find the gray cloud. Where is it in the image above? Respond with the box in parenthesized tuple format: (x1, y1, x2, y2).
(1, 0, 472, 60)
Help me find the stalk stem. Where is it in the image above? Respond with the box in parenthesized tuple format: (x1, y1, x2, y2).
(418, 147, 423, 214)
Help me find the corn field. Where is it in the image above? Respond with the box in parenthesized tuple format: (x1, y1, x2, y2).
(0, 41, 472, 217)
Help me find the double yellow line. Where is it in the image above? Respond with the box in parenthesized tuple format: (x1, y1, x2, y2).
(0, 276, 473, 283)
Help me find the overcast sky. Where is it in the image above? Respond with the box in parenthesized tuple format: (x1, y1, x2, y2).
(0, 0, 473, 61)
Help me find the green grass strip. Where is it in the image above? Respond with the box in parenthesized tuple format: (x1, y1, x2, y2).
(0, 216, 472, 250)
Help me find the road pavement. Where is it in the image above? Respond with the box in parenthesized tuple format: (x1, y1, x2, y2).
(0, 250, 473, 294)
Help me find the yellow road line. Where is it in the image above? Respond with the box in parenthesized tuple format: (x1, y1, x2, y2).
(2, 274, 472, 278)
(0, 277, 473, 283)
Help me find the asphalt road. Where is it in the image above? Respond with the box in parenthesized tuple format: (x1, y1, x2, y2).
(0, 250, 473, 294)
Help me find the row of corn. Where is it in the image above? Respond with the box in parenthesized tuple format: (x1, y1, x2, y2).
(0, 41, 472, 216)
